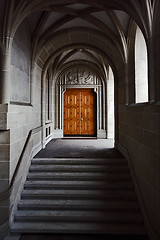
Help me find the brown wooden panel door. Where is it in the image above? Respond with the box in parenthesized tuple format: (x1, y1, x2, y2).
(63, 89, 80, 135)
(81, 90, 95, 135)
(63, 89, 96, 136)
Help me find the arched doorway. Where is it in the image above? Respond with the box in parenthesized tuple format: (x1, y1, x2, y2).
(53, 66, 107, 139)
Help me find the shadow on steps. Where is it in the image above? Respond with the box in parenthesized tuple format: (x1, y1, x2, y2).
(20, 233, 149, 240)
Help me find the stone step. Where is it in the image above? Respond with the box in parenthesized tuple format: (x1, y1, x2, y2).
(29, 165, 129, 173)
(18, 199, 140, 212)
(24, 180, 134, 190)
(32, 158, 127, 166)
(21, 189, 137, 201)
(11, 222, 147, 235)
(14, 210, 143, 224)
(27, 172, 131, 181)
(3, 234, 20, 240)
(10, 157, 146, 236)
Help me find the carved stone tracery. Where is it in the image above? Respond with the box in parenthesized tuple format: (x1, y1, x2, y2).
(66, 69, 94, 85)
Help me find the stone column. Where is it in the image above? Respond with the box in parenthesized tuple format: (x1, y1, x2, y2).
(0, 51, 10, 104)
(107, 67, 115, 139)
(30, 61, 37, 105)
(0, 51, 10, 240)
(152, 34, 160, 102)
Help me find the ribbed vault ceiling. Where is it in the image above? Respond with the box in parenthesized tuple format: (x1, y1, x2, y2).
(1, 0, 155, 78)
(26, 2, 132, 77)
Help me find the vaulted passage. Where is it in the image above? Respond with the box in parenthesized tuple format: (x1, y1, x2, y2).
(63, 89, 97, 136)
(0, 1, 159, 240)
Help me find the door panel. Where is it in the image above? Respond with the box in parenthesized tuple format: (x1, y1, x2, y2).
(63, 90, 80, 135)
(63, 89, 96, 136)
(81, 90, 95, 135)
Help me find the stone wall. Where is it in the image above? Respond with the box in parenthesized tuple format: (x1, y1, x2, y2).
(118, 101, 160, 239)
(10, 21, 31, 103)
(0, 21, 42, 238)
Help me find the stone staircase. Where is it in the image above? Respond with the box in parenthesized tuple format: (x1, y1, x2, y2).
(10, 157, 147, 236)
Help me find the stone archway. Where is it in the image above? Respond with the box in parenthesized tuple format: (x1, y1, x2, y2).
(53, 66, 107, 139)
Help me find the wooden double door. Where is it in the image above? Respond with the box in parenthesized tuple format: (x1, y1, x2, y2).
(63, 88, 97, 136)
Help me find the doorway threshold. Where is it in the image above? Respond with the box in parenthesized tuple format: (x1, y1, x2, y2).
(63, 137, 97, 139)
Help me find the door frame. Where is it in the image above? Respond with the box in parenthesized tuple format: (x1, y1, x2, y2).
(53, 67, 107, 139)
(63, 88, 97, 137)
(60, 84, 106, 138)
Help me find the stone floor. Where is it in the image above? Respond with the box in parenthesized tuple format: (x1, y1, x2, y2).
(34, 139, 121, 159)
(20, 138, 149, 240)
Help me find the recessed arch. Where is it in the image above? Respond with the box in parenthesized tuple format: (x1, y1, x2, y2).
(126, 20, 137, 104)
(135, 25, 149, 103)
(53, 63, 108, 138)
(54, 49, 104, 74)
(38, 42, 119, 143)
(40, 43, 122, 81)
(54, 61, 106, 85)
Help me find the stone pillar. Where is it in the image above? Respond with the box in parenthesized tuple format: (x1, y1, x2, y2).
(42, 71, 46, 148)
(30, 61, 37, 105)
(106, 67, 115, 139)
(0, 51, 10, 104)
(0, 51, 11, 240)
(152, 34, 160, 102)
